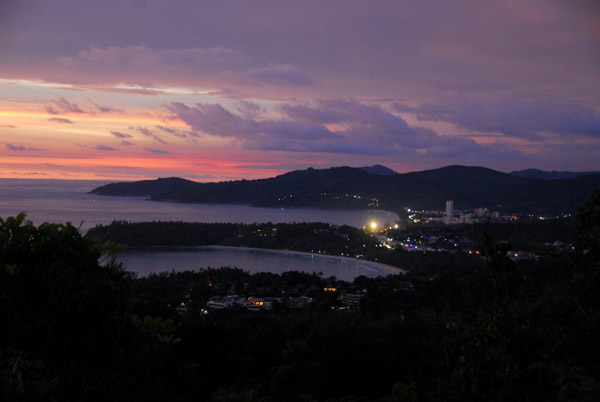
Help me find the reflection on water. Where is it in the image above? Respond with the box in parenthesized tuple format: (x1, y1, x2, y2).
(0, 179, 399, 232)
(117, 246, 386, 282)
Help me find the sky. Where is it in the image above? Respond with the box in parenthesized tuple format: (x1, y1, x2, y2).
(0, 0, 599, 181)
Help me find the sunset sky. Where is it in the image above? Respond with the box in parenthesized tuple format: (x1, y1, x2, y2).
(1, 0, 599, 181)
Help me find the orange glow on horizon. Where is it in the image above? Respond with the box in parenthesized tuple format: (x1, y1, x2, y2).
(0, 110, 188, 128)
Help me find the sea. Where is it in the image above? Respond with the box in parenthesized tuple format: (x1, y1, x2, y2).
(0, 179, 399, 279)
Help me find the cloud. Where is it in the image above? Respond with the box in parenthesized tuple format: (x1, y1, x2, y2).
(206, 88, 234, 97)
(110, 130, 132, 139)
(1, 125, 17, 128)
(169, 98, 523, 159)
(41, 163, 67, 168)
(156, 125, 200, 138)
(45, 97, 85, 114)
(169, 102, 338, 143)
(63, 45, 247, 67)
(120, 140, 134, 146)
(136, 127, 168, 144)
(89, 99, 118, 113)
(53, 45, 248, 88)
(88, 85, 166, 96)
(47, 117, 74, 124)
(95, 145, 118, 151)
(394, 96, 600, 140)
(45, 106, 60, 115)
(6, 143, 42, 151)
(244, 64, 314, 86)
(235, 162, 319, 170)
(236, 100, 263, 117)
(185, 173, 216, 180)
(145, 147, 171, 154)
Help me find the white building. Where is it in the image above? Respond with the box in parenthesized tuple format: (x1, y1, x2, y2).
(444, 200, 454, 224)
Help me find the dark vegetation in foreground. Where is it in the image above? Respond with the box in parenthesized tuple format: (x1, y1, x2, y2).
(1, 189, 599, 401)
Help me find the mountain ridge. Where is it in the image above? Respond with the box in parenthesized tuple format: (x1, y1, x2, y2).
(90, 165, 600, 214)
(510, 168, 600, 180)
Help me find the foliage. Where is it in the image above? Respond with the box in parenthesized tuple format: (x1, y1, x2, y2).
(0, 213, 130, 401)
(575, 188, 600, 256)
(91, 166, 600, 214)
(2, 192, 600, 401)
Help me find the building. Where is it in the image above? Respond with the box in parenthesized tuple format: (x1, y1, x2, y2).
(245, 297, 274, 311)
(341, 292, 365, 311)
(175, 302, 188, 314)
(207, 295, 243, 309)
(444, 200, 454, 224)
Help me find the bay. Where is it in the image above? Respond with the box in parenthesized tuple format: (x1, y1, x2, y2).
(116, 246, 393, 281)
(1, 179, 400, 279)
(0, 179, 398, 232)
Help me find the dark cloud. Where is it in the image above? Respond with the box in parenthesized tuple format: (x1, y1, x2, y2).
(45, 106, 60, 115)
(45, 97, 85, 114)
(245, 64, 314, 86)
(120, 140, 134, 146)
(89, 99, 117, 113)
(155, 125, 200, 138)
(170, 99, 523, 160)
(110, 130, 132, 138)
(136, 127, 168, 144)
(95, 145, 118, 151)
(425, 138, 523, 160)
(279, 103, 345, 124)
(52, 45, 248, 89)
(236, 100, 263, 117)
(47, 117, 74, 124)
(6, 143, 42, 151)
(394, 96, 600, 140)
(41, 163, 68, 168)
(145, 147, 171, 154)
(169, 102, 338, 143)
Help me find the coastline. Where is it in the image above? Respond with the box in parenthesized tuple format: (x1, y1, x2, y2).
(173, 245, 407, 276)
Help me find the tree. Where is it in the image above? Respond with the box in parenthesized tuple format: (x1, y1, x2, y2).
(576, 188, 600, 256)
(0, 214, 129, 401)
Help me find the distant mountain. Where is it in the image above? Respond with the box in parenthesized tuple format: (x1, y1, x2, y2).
(90, 165, 600, 214)
(90, 177, 196, 197)
(511, 169, 600, 180)
(360, 164, 397, 176)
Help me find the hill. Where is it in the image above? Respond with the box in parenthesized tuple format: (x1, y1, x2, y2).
(511, 168, 600, 180)
(90, 177, 196, 197)
(360, 164, 397, 176)
(90, 165, 600, 214)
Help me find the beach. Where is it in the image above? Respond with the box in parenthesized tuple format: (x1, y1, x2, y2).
(208, 245, 407, 275)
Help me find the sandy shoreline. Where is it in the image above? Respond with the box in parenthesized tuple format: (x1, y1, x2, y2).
(205, 245, 406, 275)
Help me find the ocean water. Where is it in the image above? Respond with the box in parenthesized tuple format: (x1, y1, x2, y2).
(0, 179, 398, 232)
(116, 246, 388, 281)
(0, 179, 398, 279)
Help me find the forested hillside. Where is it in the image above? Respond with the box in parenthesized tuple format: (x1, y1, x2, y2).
(1, 190, 599, 401)
(90, 165, 600, 214)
